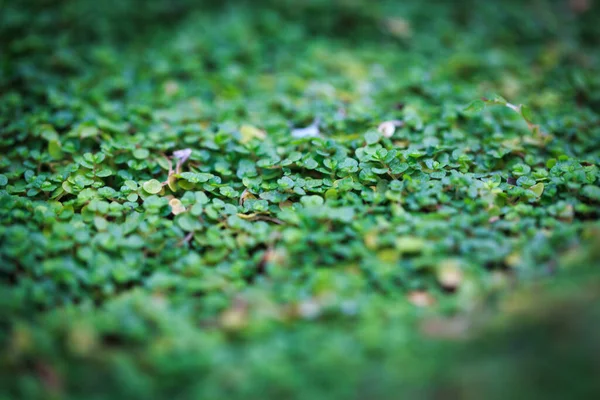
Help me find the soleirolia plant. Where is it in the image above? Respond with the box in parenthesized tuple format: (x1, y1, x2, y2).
(1, 0, 600, 399)
(466, 94, 546, 137)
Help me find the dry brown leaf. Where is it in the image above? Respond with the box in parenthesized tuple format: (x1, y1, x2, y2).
(407, 291, 435, 307)
(437, 259, 463, 290)
(169, 198, 186, 215)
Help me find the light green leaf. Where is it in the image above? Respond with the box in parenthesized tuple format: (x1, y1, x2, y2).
(520, 105, 535, 123)
(529, 182, 544, 197)
(240, 124, 266, 144)
(133, 148, 150, 159)
(464, 99, 486, 113)
(143, 179, 163, 194)
(582, 185, 600, 202)
(490, 94, 507, 105)
(48, 140, 63, 160)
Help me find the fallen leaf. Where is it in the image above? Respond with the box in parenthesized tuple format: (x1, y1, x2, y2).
(239, 188, 256, 206)
(408, 291, 435, 307)
(437, 259, 463, 290)
(297, 299, 321, 319)
(420, 316, 469, 339)
(240, 124, 266, 143)
(384, 17, 412, 39)
(220, 297, 248, 330)
(291, 120, 320, 138)
(169, 198, 186, 215)
(529, 182, 544, 197)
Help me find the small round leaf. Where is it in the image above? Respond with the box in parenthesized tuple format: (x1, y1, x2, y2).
(143, 179, 163, 194)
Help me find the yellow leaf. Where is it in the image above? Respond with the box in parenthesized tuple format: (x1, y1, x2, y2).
(395, 236, 426, 254)
(437, 259, 463, 289)
(408, 291, 435, 307)
(236, 213, 257, 220)
(529, 182, 544, 197)
(167, 175, 177, 192)
(169, 198, 186, 215)
(384, 17, 412, 39)
(239, 124, 266, 144)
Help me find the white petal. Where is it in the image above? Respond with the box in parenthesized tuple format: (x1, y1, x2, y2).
(173, 148, 192, 162)
(291, 125, 320, 138)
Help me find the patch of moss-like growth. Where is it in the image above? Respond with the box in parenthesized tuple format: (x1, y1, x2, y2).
(1, 1, 599, 398)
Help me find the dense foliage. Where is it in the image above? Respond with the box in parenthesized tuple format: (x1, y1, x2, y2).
(1, 0, 599, 398)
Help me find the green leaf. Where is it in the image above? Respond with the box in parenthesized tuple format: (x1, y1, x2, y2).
(125, 180, 138, 190)
(304, 158, 319, 170)
(62, 181, 75, 194)
(77, 124, 99, 138)
(396, 236, 426, 253)
(490, 94, 507, 105)
(365, 131, 381, 145)
(48, 140, 63, 160)
(581, 185, 600, 202)
(520, 105, 535, 123)
(143, 179, 163, 194)
(512, 163, 531, 176)
(300, 195, 324, 207)
(338, 157, 358, 173)
(190, 203, 203, 216)
(277, 176, 295, 189)
(219, 186, 238, 197)
(127, 193, 139, 202)
(179, 172, 214, 183)
(176, 213, 202, 232)
(96, 167, 113, 178)
(464, 99, 486, 113)
(133, 148, 150, 159)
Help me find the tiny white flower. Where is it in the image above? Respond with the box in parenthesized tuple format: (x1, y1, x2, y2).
(173, 148, 192, 163)
(298, 299, 320, 319)
(291, 119, 320, 138)
(377, 120, 404, 138)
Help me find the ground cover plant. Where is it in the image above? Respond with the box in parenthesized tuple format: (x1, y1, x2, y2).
(1, 0, 600, 398)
